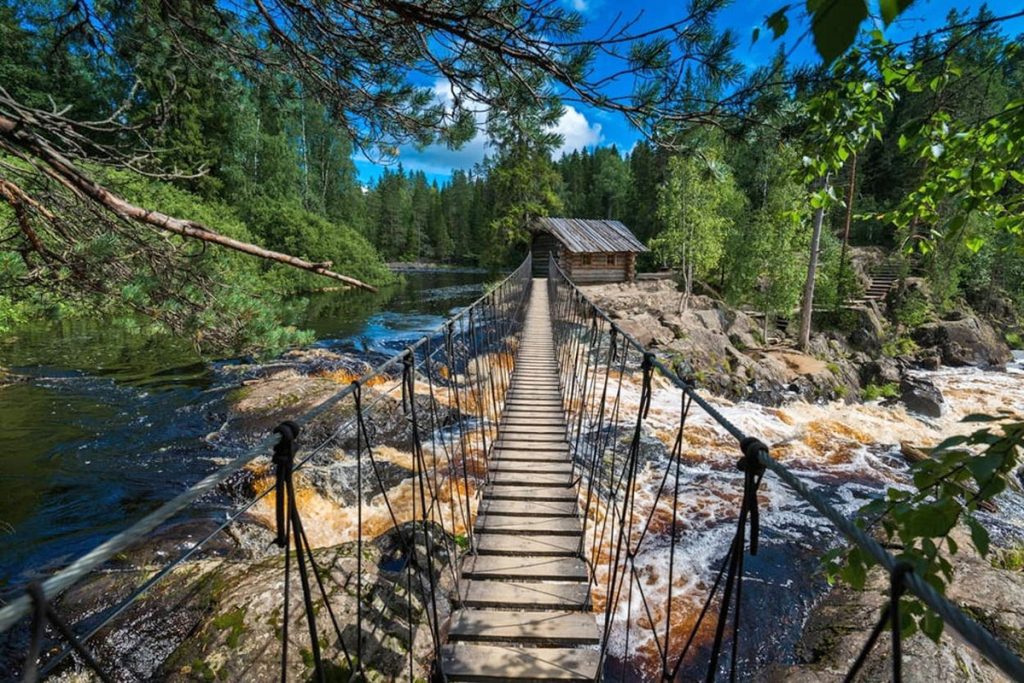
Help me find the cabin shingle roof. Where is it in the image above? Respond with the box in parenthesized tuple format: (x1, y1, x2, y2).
(534, 217, 648, 254)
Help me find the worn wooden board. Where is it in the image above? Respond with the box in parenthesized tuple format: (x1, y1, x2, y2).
(456, 580, 590, 611)
(449, 610, 599, 645)
(461, 555, 588, 582)
(442, 643, 601, 681)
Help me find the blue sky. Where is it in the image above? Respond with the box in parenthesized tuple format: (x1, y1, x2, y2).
(353, 0, 1024, 185)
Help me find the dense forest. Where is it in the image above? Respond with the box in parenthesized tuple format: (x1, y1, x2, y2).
(1, 1, 1022, 356)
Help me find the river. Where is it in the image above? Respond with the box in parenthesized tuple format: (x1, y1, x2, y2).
(0, 269, 490, 596)
(2, 278, 1023, 678)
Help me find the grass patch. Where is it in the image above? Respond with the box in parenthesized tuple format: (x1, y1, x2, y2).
(992, 545, 1024, 572)
(213, 606, 247, 648)
(862, 382, 900, 402)
(191, 659, 217, 682)
(882, 336, 918, 358)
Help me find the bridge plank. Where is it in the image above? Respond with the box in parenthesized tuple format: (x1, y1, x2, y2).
(461, 555, 588, 582)
(479, 499, 579, 517)
(442, 643, 600, 681)
(489, 461, 573, 474)
(456, 580, 590, 611)
(476, 515, 582, 535)
(491, 471, 573, 487)
(485, 485, 578, 502)
(476, 533, 580, 556)
(448, 609, 599, 645)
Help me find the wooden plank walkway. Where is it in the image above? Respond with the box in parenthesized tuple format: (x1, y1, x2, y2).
(442, 278, 600, 681)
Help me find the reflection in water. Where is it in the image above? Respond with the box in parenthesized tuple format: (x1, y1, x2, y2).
(0, 270, 488, 592)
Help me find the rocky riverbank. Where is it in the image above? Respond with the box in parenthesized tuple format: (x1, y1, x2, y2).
(23, 347, 471, 681)
(579, 273, 1014, 412)
(768, 528, 1024, 682)
(43, 521, 451, 682)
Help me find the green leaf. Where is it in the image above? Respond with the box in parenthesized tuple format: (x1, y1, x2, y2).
(808, 0, 868, 65)
(965, 235, 985, 253)
(966, 451, 1004, 488)
(921, 609, 944, 642)
(766, 8, 790, 40)
(966, 517, 991, 556)
(880, 0, 915, 26)
(903, 498, 960, 539)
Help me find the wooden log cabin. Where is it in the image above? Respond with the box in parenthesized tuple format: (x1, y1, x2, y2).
(530, 217, 648, 283)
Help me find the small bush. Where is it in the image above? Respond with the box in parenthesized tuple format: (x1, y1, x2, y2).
(882, 336, 918, 357)
(893, 289, 934, 329)
(1006, 331, 1023, 350)
(862, 382, 900, 401)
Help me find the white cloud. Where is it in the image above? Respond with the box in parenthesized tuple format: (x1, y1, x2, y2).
(552, 105, 604, 156)
(570, 0, 589, 11)
(358, 80, 604, 179)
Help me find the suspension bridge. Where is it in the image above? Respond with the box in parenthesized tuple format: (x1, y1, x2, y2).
(1, 255, 1023, 682)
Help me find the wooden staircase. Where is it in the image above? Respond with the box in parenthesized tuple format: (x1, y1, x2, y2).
(441, 279, 600, 681)
(852, 261, 900, 305)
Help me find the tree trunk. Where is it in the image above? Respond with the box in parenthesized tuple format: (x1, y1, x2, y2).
(836, 153, 857, 309)
(799, 175, 830, 350)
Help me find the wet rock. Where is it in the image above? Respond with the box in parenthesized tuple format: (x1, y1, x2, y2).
(859, 358, 901, 386)
(900, 376, 945, 418)
(842, 306, 888, 354)
(223, 367, 459, 456)
(50, 524, 455, 682)
(723, 309, 763, 350)
(303, 456, 413, 507)
(913, 316, 1013, 368)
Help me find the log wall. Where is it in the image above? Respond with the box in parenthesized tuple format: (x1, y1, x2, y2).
(561, 250, 636, 283)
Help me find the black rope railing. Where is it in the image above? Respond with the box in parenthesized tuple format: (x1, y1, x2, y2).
(1, 255, 533, 681)
(547, 253, 1024, 682)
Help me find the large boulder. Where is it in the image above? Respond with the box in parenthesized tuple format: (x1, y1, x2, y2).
(616, 312, 674, 348)
(912, 315, 1013, 367)
(900, 375, 945, 418)
(860, 358, 901, 386)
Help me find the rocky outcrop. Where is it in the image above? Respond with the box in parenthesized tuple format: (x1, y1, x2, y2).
(49, 523, 454, 682)
(900, 375, 945, 418)
(582, 281, 860, 405)
(913, 315, 1013, 368)
(859, 358, 902, 386)
(775, 529, 1024, 682)
(220, 346, 461, 456)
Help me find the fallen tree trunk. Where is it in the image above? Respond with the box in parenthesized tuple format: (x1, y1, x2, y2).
(0, 114, 377, 292)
